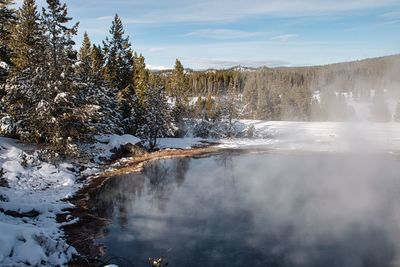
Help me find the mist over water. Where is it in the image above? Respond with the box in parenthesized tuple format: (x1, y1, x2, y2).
(92, 152, 400, 267)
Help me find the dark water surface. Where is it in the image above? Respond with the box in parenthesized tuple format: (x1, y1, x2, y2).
(92, 152, 400, 267)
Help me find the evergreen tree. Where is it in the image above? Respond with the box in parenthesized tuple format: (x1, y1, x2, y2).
(3, 0, 47, 140)
(116, 84, 140, 134)
(194, 96, 205, 120)
(35, 0, 89, 153)
(9, 0, 45, 72)
(0, 0, 15, 82)
(205, 93, 214, 120)
(132, 52, 149, 105)
(103, 14, 133, 90)
(90, 44, 104, 85)
(170, 59, 189, 128)
(77, 32, 91, 82)
(219, 81, 240, 128)
(42, 0, 78, 84)
(138, 87, 173, 149)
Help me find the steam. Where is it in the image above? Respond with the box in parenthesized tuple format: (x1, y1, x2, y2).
(310, 55, 400, 122)
(96, 152, 400, 266)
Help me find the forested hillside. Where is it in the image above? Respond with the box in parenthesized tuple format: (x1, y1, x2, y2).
(158, 54, 400, 121)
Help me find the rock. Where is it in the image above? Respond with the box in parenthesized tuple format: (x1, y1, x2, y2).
(0, 208, 40, 218)
(123, 143, 147, 156)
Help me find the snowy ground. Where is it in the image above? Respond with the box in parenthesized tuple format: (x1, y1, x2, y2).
(1, 121, 400, 266)
(219, 120, 400, 153)
(0, 135, 141, 266)
(0, 138, 78, 266)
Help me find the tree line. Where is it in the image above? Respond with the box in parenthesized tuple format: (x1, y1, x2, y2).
(157, 54, 400, 122)
(0, 0, 185, 155)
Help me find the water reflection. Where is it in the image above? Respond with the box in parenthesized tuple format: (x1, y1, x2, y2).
(92, 153, 400, 267)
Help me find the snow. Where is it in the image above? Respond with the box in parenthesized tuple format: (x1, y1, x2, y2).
(107, 134, 140, 149)
(54, 92, 67, 102)
(93, 134, 142, 162)
(218, 120, 400, 153)
(157, 137, 206, 149)
(0, 61, 9, 70)
(0, 137, 78, 266)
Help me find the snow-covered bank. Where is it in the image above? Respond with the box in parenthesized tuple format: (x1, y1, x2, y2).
(219, 121, 400, 153)
(0, 137, 78, 266)
(0, 134, 144, 266)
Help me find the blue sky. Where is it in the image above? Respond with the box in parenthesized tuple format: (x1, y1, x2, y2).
(17, 0, 400, 69)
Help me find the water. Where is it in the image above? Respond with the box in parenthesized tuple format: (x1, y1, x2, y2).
(91, 152, 400, 267)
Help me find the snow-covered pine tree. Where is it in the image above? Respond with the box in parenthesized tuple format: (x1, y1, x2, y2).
(217, 81, 241, 136)
(3, 0, 47, 139)
(74, 33, 123, 136)
(138, 86, 173, 149)
(103, 14, 133, 91)
(102, 14, 137, 134)
(42, 0, 78, 84)
(0, 0, 15, 83)
(38, 0, 93, 154)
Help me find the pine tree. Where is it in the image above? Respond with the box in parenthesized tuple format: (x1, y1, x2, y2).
(138, 87, 173, 149)
(90, 44, 104, 85)
(103, 14, 133, 90)
(170, 59, 189, 128)
(220, 81, 240, 128)
(35, 0, 87, 153)
(132, 52, 149, 105)
(9, 0, 45, 72)
(194, 96, 205, 120)
(3, 0, 48, 140)
(77, 32, 91, 82)
(42, 0, 79, 84)
(0, 0, 15, 82)
(116, 84, 140, 134)
(205, 93, 214, 120)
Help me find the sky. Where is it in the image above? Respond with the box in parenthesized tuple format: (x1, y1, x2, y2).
(15, 0, 400, 70)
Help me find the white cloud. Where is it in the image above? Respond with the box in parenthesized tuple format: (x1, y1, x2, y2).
(380, 11, 400, 19)
(270, 34, 299, 42)
(185, 29, 262, 40)
(146, 64, 170, 70)
(114, 0, 400, 24)
(96, 15, 114, 21)
(185, 58, 291, 69)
